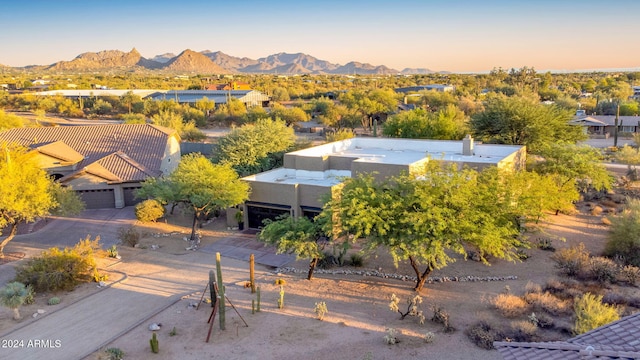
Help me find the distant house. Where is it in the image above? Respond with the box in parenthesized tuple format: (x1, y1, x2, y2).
(395, 84, 455, 93)
(205, 81, 251, 91)
(633, 86, 640, 100)
(146, 90, 270, 107)
(571, 115, 640, 136)
(31, 89, 271, 108)
(0, 124, 180, 209)
(495, 312, 640, 359)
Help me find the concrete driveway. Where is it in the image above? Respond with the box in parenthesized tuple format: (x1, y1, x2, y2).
(16, 207, 136, 249)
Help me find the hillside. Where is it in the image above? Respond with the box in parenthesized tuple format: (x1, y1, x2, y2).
(12, 48, 436, 74)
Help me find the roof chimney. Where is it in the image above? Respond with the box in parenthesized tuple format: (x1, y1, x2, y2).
(463, 134, 474, 156)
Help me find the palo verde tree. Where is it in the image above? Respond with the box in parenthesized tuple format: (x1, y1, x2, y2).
(530, 142, 613, 198)
(383, 105, 468, 140)
(0, 144, 84, 258)
(323, 162, 529, 292)
(141, 153, 249, 241)
(258, 215, 327, 280)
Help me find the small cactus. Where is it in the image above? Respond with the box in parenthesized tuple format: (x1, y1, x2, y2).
(47, 297, 61, 306)
(256, 286, 261, 312)
(150, 332, 159, 353)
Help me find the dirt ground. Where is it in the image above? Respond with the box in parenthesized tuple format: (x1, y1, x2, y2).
(1, 198, 637, 360)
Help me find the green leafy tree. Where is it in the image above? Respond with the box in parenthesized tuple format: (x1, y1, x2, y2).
(141, 154, 249, 241)
(325, 128, 355, 142)
(258, 216, 325, 280)
(269, 103, 309, 125)
(195, 96, 215, 118)
(573, 293, 620, 335)
(604, 199, 640, 267)
(323, 162, 526, 292)
(0, 144, 82, 257)
(121, 113, 147, 124)
(271, 87, 291, 102)
(470, 95, 585, 152)
(151, 110, 184, 132)
(383, 105, 468, 140)
(214, 118, 295, 176)
(340, 89, 398, 129)
(119, 91, 143, 114)
(0, 110, 24, 131)
(530, 143, 612, 195)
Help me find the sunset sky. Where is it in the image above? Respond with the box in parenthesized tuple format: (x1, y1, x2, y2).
(1, 0, 638, 73)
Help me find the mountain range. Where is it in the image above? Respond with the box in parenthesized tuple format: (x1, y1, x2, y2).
(12, 48, 438, 75)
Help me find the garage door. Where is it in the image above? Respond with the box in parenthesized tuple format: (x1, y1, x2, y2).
(246, 203, 291, 229)
(123, 186, 142, 207)
(76, 189, 115, 209)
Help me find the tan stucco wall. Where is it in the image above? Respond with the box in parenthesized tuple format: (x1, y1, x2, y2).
(352, 162, 410, 182)
(298, 184, 330, 209)
(247, 181, 298, 209)
(161, 135, 181, 175)
(328, 155, 356, 170)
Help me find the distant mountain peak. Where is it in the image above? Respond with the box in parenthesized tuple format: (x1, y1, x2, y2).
(24, 48, 415, 74)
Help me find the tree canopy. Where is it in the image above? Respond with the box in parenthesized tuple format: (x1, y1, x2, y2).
(383, 105, 468, 140)
(470, 95, 586, 152)
(258, 215, 326, 280)
(140, 154, 249, 241)
(322, 162, 530, 292)
(0, 144, 84, 257)
(214, 118, 296, 176)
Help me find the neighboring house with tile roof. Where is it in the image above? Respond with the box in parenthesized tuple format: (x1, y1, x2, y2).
(571, 115, 640, 136)
(495, 312, 640, 360)
(0, 124, 180, 209)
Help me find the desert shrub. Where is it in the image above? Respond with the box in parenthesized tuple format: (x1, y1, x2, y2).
(590, 205, 603, 216)
(423, 331, 435, 343)
(349, 253, 364, 267)
(118, 226, 141, 247)
(573, 293, 620, 335)
(384, 328, 399, 345)
(602, 291, 626, 306)
(23, 284, 35, 305)
(135, 199, 165, 222)
(314, 301, 328, 321)
(618, 265, 640, 286)
(587, 257, 618, 284)
(105, 347, 125, 360)
(628, 296, 640, 308)
(492, 293, 529, 318)
(524, 281, 542, 295)
(529, 312, 555, 329)
(604, 199, 640, 267)
(505, 320, 538, 342)
(14, 236, 102, 292)
(524, 291, 573, 316)
(465, 320, 503, 350)
(431, 305, 455, 332)
(536, 238, 556, 252)
(552, 243, 590, 277)
(47, 296, 61, 305)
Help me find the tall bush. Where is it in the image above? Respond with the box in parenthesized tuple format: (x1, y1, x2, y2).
(135, 199, 165, 222)
(14, 236, 103, 292)
(573, 293, 620, 335)
(604, 199, 640, 267)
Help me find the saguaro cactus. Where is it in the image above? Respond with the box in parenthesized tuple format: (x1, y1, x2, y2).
(208, 270, 215, 308)
(256, 286, 261, 312)
(216, 252, 226, 330)
(249, 253, 256, 293)
(150, 332, 159, 353)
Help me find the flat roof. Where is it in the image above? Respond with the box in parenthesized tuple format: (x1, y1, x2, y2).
(245, 137, 524, 187)
(244, 168, 350, 186)
(289, 137, 522, 164)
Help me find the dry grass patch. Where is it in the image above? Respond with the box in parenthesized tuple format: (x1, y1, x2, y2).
(492, 293, 529, 318)
(524, 291, 573, 316)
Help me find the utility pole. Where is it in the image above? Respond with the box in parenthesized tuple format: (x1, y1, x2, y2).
(614, 100, 620, 148)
